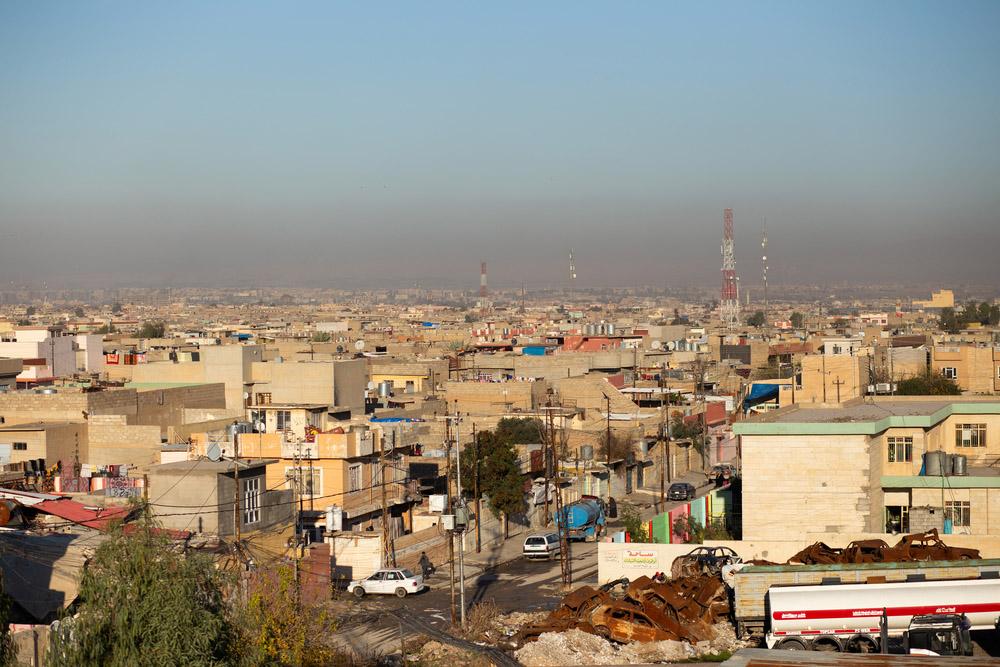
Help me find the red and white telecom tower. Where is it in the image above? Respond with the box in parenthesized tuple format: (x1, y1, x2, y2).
(720, 208, 740, 330)
(479, 261, 490, 315)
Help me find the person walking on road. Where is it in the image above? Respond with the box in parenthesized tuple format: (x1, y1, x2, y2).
(419, 551, 435, 578)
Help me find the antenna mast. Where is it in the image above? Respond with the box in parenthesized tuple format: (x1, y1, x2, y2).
(720, 208, 740, 330)
(761, 217, 768, 332)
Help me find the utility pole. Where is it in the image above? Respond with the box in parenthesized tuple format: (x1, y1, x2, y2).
(473, 423, 481, 554)
(454, 409, 466, 629)
(833, 376, 845, 404)
(381, 430, 396, 567)
(233, 426, 241, 544)
(445, 415, 456, 625)
(658, 377, 666, 509)
(542, 405, 551, 526)
(605, 394, 612, 505)
(822, 353, 828, 403)
(548, 401, 572, 588)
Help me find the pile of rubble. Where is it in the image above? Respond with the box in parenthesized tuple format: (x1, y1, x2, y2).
(514, 623, 747, 666)
(511, 573, 730, 647)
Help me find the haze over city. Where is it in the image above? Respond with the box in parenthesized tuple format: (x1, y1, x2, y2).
(2, 1, 999, 289)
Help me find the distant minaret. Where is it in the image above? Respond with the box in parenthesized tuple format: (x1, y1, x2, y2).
(569, 249, 577, 283)
(479, 262, 489, 316)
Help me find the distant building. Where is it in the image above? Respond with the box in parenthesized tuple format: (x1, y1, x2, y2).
(914, 289, 955, 310)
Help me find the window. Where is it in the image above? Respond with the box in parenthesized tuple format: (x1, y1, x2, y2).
(944, 500, 971, 527)
(885, 506, 909, 533)
(242, 477, 260, 526)
(942, 367, 958, 380)
(348, 463, 362, 492)
(887, 436, 913, 463)
(956, 423, 986, 448)
(276, 410, 291, 431)
(285, 466, 321, 497)
(12, 442, 27, 451)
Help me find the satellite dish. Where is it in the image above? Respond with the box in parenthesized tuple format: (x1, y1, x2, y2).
(651, 340, 662, 350)
(336, 345, 344, 353)
(366, 381, 376, 391)
(242, 391, 250, 400)
(207, 442, 222, 462)
(354, 340, 365, 351)
(254, 421, 265, 433)
(666, 341, 676, 351)
(511, 338, 518, 346)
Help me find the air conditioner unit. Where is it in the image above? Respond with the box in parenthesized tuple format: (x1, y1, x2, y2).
(429, 494, 447, 513)
(441, 514, 456, 531)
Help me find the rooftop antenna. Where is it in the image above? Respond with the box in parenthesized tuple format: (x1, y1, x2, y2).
(569, 248, 577, 283)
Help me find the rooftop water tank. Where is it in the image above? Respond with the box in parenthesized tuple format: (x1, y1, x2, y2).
(953, 454, 968, 476)
(923, 450, 944, 476)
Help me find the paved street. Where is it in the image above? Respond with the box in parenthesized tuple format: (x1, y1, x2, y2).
(335, 541, 599, 657)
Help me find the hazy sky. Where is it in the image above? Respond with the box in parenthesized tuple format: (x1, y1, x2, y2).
(2, 2, 999, 289)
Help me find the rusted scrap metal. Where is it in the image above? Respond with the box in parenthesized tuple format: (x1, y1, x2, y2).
(670, 545, 741, 579)
(789, 530, 979, 565)
(513, 573, 730, 646)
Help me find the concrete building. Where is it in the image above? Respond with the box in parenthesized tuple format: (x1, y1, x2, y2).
(931, 344, 1000, 394)
(914, 289, 955, 310)
(0, 328, 77, 385)
(0, 422, 86, 467)
(146, 458, 293, 537)
(735, 398, 1000, 541)
(0, 358, 21, 393)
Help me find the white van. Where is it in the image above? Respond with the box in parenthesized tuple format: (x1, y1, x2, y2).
(523, 532, 561, 560)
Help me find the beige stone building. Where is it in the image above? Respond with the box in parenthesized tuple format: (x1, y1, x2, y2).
(931, 344, 1000, 394)
(735, 398, 1000, 541)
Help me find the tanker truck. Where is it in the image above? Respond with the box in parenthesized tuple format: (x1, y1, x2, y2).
(765, 576, 1000, 654)
(555, 495, 606, 541)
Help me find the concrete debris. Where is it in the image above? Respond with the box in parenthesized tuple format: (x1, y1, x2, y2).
(515, 628, 713, 666)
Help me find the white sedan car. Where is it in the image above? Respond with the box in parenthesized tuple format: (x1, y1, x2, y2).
(349, 568, 427, 598)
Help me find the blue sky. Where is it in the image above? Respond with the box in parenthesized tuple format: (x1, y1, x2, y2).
(1, 2, 999, 288)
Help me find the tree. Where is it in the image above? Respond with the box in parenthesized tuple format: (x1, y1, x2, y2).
(896, 370, 962, 396)
(494, 417, 543, 444)
(137, 320, 166, 338)
(832, 317, 849, 329)
(939, 307, 961, 334)
(310, 331, 331, 343)
(49, 519, 236, 666)
(619, 502, 649, 543)
(460, 430, 524, 521)
(95, 323, 116, 335)
(73, 307, 85, 318)
(238, 564, 338, 666)
(24, 306, 36, 317)
(790, 311, 804, 329)
(111, 302, 123, 315)
(746, 311, 765, 328)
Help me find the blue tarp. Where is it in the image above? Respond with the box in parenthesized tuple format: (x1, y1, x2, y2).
(744, 383, 779, 409)
(370, 417, 424, 423)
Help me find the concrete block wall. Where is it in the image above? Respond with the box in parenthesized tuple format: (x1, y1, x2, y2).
(87, 414, 162, 469)
(741, 434, 872, 541)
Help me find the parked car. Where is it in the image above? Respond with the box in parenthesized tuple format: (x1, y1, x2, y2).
(667, 482, 695, 501)
(349, 568, 426, 598)
(523, 532, 562, 560)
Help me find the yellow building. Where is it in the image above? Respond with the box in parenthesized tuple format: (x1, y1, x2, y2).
(914, 289, 955, 310)
(931, 344, 1000, 394)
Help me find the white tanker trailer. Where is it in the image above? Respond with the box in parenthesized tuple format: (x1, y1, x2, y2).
(765, 577, 1000, 654)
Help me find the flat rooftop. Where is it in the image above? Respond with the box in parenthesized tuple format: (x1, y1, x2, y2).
(735, 398, 1000, 436)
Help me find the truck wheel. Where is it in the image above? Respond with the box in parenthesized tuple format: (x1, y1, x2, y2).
(812, 637, 842, 652)
(395, 587, 407, 598)
(353, 587, 365, 598)
(846, 635, 877, 653)
(777, 638, 808, 650)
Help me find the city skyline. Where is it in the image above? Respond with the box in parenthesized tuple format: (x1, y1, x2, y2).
(2, 2, 999, 288)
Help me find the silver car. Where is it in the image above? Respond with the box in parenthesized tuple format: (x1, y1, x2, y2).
(349, 568, 426, 598)
(523, 532, 561, 560)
